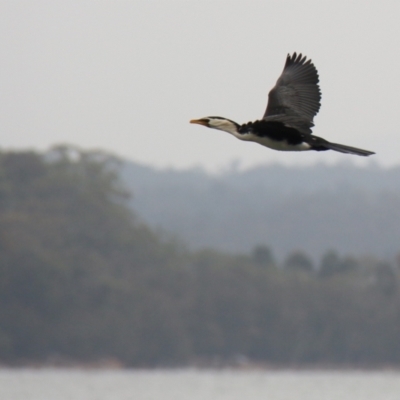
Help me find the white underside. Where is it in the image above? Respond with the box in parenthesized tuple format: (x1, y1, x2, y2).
(207, 120, 312, 152)
(232, 131, 312, 152)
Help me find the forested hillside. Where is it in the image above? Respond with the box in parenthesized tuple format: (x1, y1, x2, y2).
(123, 161, 400, 259)
(0, 146, 400, 367)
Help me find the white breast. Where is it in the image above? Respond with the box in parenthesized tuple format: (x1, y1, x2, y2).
(238, 132, 311, 152)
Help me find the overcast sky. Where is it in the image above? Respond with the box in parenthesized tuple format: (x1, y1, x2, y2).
(0, 1, 399, 171)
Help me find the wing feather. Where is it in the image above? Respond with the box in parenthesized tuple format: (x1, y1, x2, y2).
(263, 53, 321, 133)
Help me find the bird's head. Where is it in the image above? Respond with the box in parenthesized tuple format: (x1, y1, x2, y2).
(190, 117, 239, 135)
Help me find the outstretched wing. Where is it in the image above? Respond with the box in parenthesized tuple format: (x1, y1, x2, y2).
(263, 53, 321, 133)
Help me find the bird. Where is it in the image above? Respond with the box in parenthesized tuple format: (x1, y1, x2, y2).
(190, 52, 374, 157)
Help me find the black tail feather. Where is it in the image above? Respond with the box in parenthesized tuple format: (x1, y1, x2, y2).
(323, 142, 375, 157)
(310, 137, 375, 157)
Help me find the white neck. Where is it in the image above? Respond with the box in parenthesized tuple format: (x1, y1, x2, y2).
(209, 119, 240, 137)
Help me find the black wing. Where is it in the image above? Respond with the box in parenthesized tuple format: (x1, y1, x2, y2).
(263, 53, 321, 134)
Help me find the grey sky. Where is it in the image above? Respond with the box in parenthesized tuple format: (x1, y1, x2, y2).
(0, 1, 398, 171)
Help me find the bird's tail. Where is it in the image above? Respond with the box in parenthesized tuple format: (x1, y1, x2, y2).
(323, 142, 375, 157)
(311, 136, 375, 156)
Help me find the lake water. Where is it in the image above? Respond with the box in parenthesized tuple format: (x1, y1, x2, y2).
(0, 369, 400, 400)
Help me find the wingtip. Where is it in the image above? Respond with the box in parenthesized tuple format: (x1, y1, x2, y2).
(287, 52, 314, 66)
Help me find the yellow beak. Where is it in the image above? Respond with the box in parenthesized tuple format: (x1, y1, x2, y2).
(190, 119, 208, 126)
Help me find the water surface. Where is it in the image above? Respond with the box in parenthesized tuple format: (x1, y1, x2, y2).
(1, 369, 399, 400)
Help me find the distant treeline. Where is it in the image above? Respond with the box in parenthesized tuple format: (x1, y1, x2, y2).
(122, 160, 400, 259)
(0, 146, 399, 367)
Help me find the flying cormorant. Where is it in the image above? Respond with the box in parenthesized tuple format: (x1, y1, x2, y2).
(190, 53, 374, 156)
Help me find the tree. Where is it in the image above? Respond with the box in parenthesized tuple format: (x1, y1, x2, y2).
(284, 250, 314, 273)
(319, 250, 358, 278)
(251, 244, 275, 267)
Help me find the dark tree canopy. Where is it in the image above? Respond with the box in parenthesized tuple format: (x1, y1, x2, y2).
(0, 146, 399, 367)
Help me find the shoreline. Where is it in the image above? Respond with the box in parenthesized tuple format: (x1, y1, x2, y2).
(1, 358, 400, 371)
